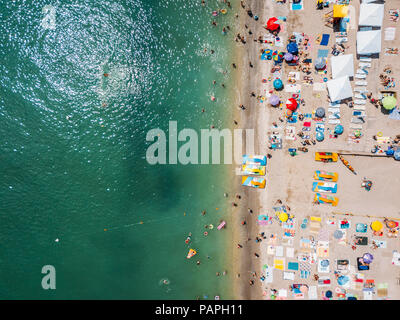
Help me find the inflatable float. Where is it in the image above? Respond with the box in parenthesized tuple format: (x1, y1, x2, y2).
(312, 182, 338, 194)
(314, 193, 339, 206)
(315, 152, 338, 162)
(187, 249, 197, 259)
(242, 163, 266, 176)
(314, 170, 338, 182)
(242, 155, 267, 166)
(241, 176, 266, 189)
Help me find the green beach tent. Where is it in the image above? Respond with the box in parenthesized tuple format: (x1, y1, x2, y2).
(382, 96, 397, 110)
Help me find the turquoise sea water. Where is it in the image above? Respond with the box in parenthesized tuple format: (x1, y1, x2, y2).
(0, 0, 236, 299)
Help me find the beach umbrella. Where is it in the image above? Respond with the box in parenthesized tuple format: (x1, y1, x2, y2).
(287, 42, 299, 55)
(333, 230, 343, 239)
(272, 51, 284, 63)
(325, 290, 333, 298)
(266, 17, 280, 32)
(337, 275, 349, 286)
(284, 52, 294, 61)
(316, 132, 324, 142)
(382, 96, 397, 110)
(363, 253, 374, 264)
(279, 212, 288, 222)
(315, 57, 326, 70)
(269, 95, 280, 106)
(386, 220, 397, 229)
(394, 148, 400, 161)
(334, 124, 344, 135)
(286, 98, 298, 111)
(273, 79, 283, 90)
(316, 107, 326, 118)
(371, 220, 383, 232)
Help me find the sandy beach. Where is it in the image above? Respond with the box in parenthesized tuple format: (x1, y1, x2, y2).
(231, 0, 400, 300)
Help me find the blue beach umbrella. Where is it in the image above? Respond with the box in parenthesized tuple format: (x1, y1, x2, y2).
(273, 79, 283, 90)
(363, 253, 374, 264)
(334, 124, 344, 135)
(394, 148, 400, 161)
(326, 290, 333, 298)
(316, 132, 324, 142)
(338, 275, 349, 286)
(287, 42, 298, 55)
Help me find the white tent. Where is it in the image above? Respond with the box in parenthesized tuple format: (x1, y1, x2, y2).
(357, 30, 382, 55)
(327, 76, 353, 102)
(331, 54, 354, 79)
(359, 3, 384, 27)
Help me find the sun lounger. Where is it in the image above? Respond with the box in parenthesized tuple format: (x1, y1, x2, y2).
(360, 57, 372, 62)
(283, 271, 295, 281)
(328, 119, 341, 124)
(349, 123, 363, 129)
(355, 81, 368, 86)
(354, 93, 366, 99)
(355, 74, 366, 79)
(354, 87, 368, 93)
(328, 114, 340, 119)
(353, 111, 365, 117)
(354, 100, 366, 105)
(356, 68, 368, 75)
(308, 286, 318, 300)
(358, 62, 371, 68)
(328, 108, 340, 113)
(353, 105, 366, 111)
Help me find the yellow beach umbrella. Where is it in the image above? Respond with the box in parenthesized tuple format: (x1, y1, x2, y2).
(279, 212, 288, 222)
(333, 5, 348, 18)
(371, 221, 383, 232)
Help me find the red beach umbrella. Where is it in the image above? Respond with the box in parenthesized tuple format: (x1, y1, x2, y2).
(266, 17, 280, 31)
(286, 98, 298, 111)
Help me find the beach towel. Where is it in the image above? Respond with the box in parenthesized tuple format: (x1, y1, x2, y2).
(291, 0, 303, 11)
(377, 283, 388, 297)
(389, 108, 400, 120)
(371, 239, 386, 249)
(275, 246, 284, 257)
(337, 229, 347, 246)
(318, 276, 331, 287)
(285, 84, 301, 93)
(286, 247, 295, 258)
(267, 245, 276, 255)
(283, 271, 295, 280)
(263, 264, 274, 283)
(288, 262, 299, 271)
(337, 259, 349, 271)
(385, 27, 396, 41)
(355, 236, 368, 246)
(363, 291, 373, 300)
(318, 259, 330, 273)
(313, 82, 326, 91)
(356, 223, 367, 233)
(392, 251, 400, 266)
(317, 49, 329, 58)
(308, 286, 318, 299)
(316, 241, 329, 258)
(320, 34, 330, 46)
(274, 258, 285, 270)
(277, 289, 287, 299)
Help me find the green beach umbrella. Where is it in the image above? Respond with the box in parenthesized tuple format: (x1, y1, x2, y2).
(382, 96, 397, 110)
